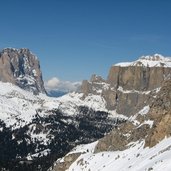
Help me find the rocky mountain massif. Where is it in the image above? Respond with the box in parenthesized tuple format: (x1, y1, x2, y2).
(81, 54, 171, 116)
(0, 49, 171, 171)
(51, 54, 171, 171)
(61, 79, 171, 171)
(0, 48, 46, 94)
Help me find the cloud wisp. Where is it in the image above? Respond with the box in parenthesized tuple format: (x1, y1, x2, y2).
(45, 77, 81, 93)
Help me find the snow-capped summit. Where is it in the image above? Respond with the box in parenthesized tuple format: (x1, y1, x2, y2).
(115, 54, 171, 67)
(140, 53, 170, 61)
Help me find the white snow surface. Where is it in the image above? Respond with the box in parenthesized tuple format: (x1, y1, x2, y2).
(118, 86, 151, 95)
(61, 137, 171, 171)
(115, 54, 171, 68)
(138, 105, 150, 115)
(0, 81, 108, 129)
(0, 82, 40, 128)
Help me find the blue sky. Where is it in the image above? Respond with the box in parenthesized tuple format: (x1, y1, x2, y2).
(0, 0, 171, 81)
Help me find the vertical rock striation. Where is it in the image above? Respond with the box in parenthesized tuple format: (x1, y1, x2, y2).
(81, 54, 171, 116)
(0, 48, 46, 94)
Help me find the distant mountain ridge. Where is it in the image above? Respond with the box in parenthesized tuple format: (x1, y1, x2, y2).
(47, 90, 67, 97)
(0, 48, 46, 94)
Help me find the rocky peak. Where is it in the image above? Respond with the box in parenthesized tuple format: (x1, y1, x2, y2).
(114, 54, 171, 67)
(108, 54, 171, 91)
(0, 48, 46, 94)
(140, 53, 170, 61)
(94, 79, 171, 154)
(81, 54, 171, 116)
(90, 74, 105, 82)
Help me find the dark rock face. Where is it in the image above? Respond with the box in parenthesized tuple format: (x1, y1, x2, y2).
(81, 56, 171, 116)
(0, 48, 46, 94)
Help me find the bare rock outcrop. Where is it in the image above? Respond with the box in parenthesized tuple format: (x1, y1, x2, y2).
(95, 79, 171, 153)
(107, 66, 171, 91)
(52, 153, 81, 171)
(0, 48, 46, 94)
(81, 54, 171, 116)
(145, 80, 171, 147)
(94, 120, 150, 153)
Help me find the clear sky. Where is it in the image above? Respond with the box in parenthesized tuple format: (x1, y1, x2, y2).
(0, 0, 171, 81)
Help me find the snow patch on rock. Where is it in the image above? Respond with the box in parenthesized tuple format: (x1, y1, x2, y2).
(115, 54, 171, 68)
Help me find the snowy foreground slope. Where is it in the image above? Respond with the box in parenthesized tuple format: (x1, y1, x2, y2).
(58, 137, 171, 171)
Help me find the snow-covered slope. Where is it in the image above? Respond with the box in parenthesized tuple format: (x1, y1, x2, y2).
(0, 82, 41, 128)
(0, 81, 110, 129)
(0, 81, 126, 171)
(55, 137, 171, 171)
(115, 54, 171, 67)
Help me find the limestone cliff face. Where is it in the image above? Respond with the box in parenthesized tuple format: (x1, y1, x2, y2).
(145, 80, 171, 147)
(0, 48, 46, 94)
(81, 54, 171, 116)
(107, 65, 170, 91)
(95, 79, 171, 153)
